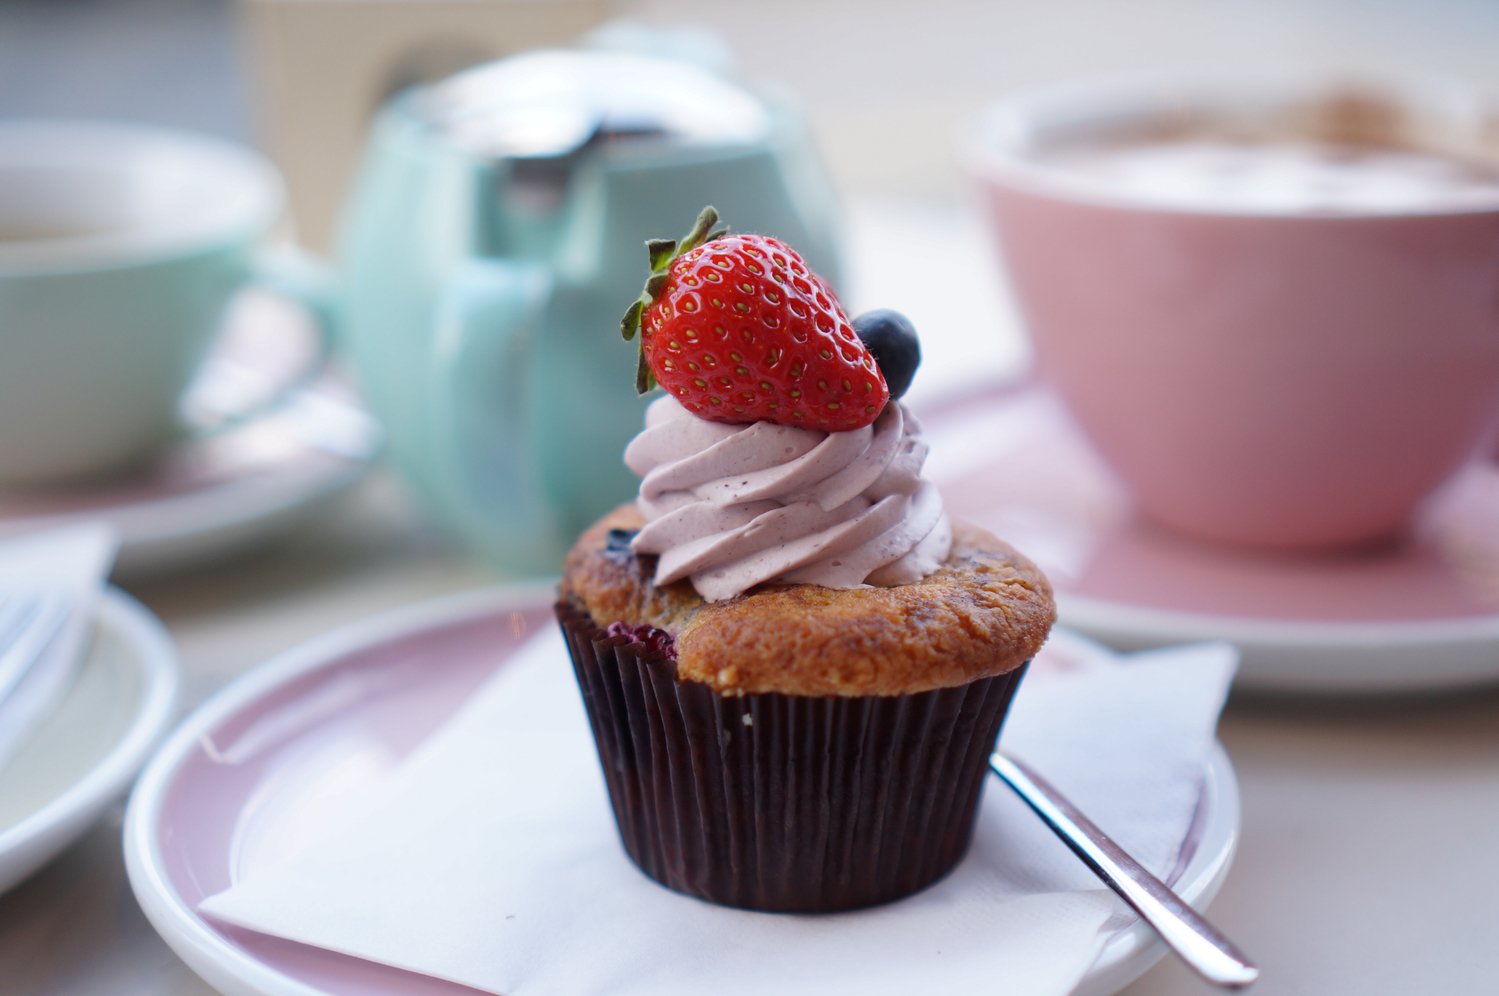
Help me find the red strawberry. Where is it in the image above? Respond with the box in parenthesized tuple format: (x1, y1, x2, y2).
(621, 207, 889, 431)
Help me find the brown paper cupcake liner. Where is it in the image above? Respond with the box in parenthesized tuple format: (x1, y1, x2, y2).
(556, 601, 1028, 913)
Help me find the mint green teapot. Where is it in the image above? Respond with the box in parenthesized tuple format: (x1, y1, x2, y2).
(339, 50, 842, 574)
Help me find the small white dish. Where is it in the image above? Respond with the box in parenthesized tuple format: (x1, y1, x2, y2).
(123, 584, 1237, 996)
(0, 287, 380, 580)
(0, 587, 180, 894)
(1076, 738, 1237, 996)
(922, 384, 1499, 694)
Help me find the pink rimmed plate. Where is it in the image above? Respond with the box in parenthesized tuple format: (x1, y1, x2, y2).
(122, 583, 1237, 996)
(920, 383, 1499, 693)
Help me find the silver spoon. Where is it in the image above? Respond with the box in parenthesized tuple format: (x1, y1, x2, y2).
(990, 752, 1259, 991)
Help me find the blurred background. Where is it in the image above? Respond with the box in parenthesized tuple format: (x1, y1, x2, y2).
(4, 6, 1499, 996)
(8, 0, 1498, 468)
(6, 0, 1499, 247)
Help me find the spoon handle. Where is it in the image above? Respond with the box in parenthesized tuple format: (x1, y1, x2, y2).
(989, 753, 1259, 991)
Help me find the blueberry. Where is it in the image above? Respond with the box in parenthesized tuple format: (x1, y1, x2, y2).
(852, 310, 921, 401)
(605, 528, 637, 553)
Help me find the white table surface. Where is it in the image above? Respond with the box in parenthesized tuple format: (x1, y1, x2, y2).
(6, 0, 1499, 989)
(4, 199, 1499, 996)
(12, 481, 1499, 996)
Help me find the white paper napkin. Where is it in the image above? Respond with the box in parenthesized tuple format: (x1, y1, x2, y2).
(0, 523, 119, 773)
(200, 626, 1237, 996)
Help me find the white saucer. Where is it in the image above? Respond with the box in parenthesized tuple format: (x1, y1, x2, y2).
(0, 588, 180, 894)
(0, 288, 381, 579)
(123, 584, 1237, 996)
(920, 384, 1499, 693)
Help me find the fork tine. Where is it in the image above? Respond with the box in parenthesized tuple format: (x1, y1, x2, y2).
(0, 589, 74, 705)
(0, 589, 41, 657)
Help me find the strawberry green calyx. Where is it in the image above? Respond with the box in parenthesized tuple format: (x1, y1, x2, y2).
(620, 205, 728, 394)
(624, 218, 888, 429)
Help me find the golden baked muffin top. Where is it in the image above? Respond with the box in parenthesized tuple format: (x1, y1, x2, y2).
(560, 504, 1055, 697)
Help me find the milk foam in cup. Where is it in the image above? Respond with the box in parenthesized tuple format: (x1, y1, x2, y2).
(965, 76, 1499, 550)
(1038, 140, 1499, 214)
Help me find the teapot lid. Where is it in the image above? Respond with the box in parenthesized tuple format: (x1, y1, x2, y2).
(417, 50, 772, 158)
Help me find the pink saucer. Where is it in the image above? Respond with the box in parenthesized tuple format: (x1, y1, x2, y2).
(919, 384, 1499, 693)
(122, 585, 1237, 996)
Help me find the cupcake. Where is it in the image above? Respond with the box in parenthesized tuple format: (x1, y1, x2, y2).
(556, 208, 1053, 912)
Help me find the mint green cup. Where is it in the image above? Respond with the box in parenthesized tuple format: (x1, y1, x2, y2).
(0, 121, 337, 485)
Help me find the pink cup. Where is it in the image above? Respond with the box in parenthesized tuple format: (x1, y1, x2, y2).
(965, 76, 1499, 550)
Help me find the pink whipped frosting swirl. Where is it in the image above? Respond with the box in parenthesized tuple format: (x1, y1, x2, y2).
(624, 395, 953, 602)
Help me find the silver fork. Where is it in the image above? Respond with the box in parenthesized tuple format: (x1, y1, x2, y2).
(0, 586, 75, 707)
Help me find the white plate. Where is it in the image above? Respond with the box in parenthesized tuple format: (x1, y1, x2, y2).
(922, 384, 1499, 693)
(0, 289, 380, 579)
(123, 585, 1238, 996)
(0, 588, 180, 893)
